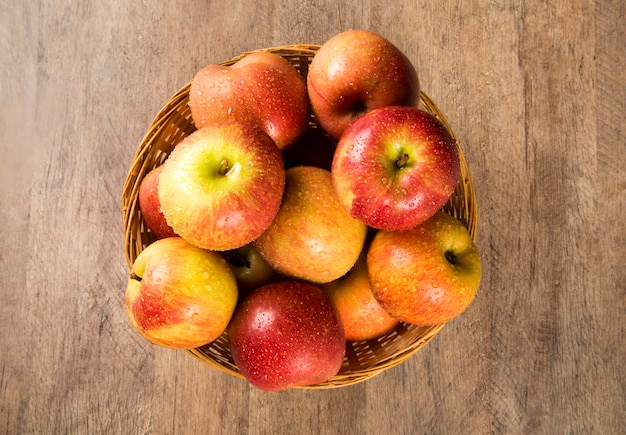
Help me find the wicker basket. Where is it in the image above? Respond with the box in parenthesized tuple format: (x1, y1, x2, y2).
(121, 44, 478, 389)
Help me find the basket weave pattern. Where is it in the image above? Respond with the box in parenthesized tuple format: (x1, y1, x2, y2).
(121, 44, 478, 388)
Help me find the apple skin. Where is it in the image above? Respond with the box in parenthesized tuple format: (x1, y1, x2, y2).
(158, 121, 285, 251)
(322, 252, 399, 342)
(138, 165, 177, 239)
(307, 29, 419, 139)
(332, 105, 460, 231)
(125, 237, 238, 349)
(367, 211, 481, 326)
(228, 281, 346, 392)
(222, 243, 278, 295)
(254, 166, 367, 284)
(189, 51, 310, 150)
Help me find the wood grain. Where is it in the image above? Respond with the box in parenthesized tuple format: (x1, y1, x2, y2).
(1, 0, 624, 433)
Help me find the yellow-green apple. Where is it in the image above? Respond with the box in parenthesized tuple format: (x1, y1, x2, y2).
(228, 281, 345, 392)
(322, 252, 399, 342)
(189, 51, 310, 150)
(222, 243, 278, 295)
(254, 166, 367, 284)
(125, 237, 238, 349)
(158, 121, 285, 251)
(367, 211, 481, 326)
(138, 165, 177, 239)
(332, 106, 460, 231)
(307, 29, 419, 139)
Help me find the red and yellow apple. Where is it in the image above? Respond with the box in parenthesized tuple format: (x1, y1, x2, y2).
(332, 105, 460, 231)
(254, 166, 367, 284)
(322, 252, 399, 342)
(125, 237, 238, 349)
(138, 165, 177, 239)
(367, 211, 481, 326)
(228, 281, 345, 392)
(189, 51, 310, 150)
(158, 121, 285, 251)
(307, 29, 420, 139)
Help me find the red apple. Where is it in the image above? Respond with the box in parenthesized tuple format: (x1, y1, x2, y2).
(138, 165, 177, 239)
(158, 121, 285, 251)
(322, 252, 399, 342)
(222, 243, 278, 295)
(189, 51, 310, 150)
(307, 29, 419, 139)
(367, 211, 481, 326)
(254, 166, 367, 284)
(332, 105, 460, 231)
(228, 281, 345, 392)
(125, 237, 238, 349)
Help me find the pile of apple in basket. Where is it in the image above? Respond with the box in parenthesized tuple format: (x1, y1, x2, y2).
(125, 30, 482, 392)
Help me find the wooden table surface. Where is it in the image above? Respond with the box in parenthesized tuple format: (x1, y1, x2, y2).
(1, 1, 624, 433)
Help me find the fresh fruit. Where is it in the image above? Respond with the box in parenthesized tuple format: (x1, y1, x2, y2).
(125, 237, 238, 349)
(254, 166, 367, 284)
(332, 105, 460, 231)
(189, 51, 310, 150)
(307, 29, 419, 139)
(228, 281, 345, 392)
(322, 252, 399, 342)
(124, 35, 480, 388)
(367, 211, 481, 326)
(222, 243, 278, 294)
(138, 165, 177, 239)
(158, 121, 285, 251)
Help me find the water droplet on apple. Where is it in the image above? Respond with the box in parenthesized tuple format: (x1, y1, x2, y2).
(218, 77, 224, 84)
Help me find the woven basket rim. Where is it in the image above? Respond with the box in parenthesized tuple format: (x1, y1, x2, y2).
(121, 44, 478, 389)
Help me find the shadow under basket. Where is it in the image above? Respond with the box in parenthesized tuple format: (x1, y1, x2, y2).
(121, 44, 478, 389)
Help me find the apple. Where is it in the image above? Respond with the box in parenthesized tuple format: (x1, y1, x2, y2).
(254, 166, 367, 284)
(189, 51, 310, 150)
(322, 252, 399, 342)
(222, 243, 278, 294)
(367, 211, 481, 326)
(307, 29, 419, 139)
(332, 105, 460, 231)
(138, 165, 177, 239)
(228, 281, 345, 392)
(158, 121, 285, 251)
(125, 237, 238, 349)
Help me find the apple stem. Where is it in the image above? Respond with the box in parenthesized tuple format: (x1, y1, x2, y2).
(396, 153, 410, 169)
(130, 272, 142, 282)
(445, 250, 457, 265)
(219, 159, 231, 176)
